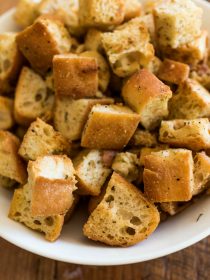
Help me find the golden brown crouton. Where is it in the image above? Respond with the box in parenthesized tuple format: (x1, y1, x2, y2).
(143, 149, 194, 202)
(139, 146, 168, 166)
(83, 172, 160, 247)
(0, 96, 14, 130)
(158, 59, 190, 84)
(81, 104, 140, 150)
(122, 69, 172, 130)
(16, 15, 71, 74)
(53, 53, 98, 98)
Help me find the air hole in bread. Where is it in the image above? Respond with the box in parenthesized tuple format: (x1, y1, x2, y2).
(14, 212, 21, 217)
(126, 227, 136, 235)
(107, 234, 114, 240)
(130, 216, 141, 226)
(105, 195, 114, 203)
(111, 186, 115, 192)
(173, 122, 186, 130)
(35, 93, 42, 102)
(44, 217, 54, 226)
(34, 220, 42, 225)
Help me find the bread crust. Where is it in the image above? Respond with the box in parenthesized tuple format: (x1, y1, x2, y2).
(0, 96, 14, 130)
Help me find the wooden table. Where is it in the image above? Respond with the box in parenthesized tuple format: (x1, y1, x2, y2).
(1, 1, 210, 279)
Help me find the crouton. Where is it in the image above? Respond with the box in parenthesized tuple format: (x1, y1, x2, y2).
(111, 152, 140, 182)
(19, 118, 71, 161)
(81, 104, 140, 150)
(193, 152, 210, 196)
(73, 150, 114, 196)
(143, 149, 194, 202)
(190, 63, 210, 91)
(124, 0, 142, 21)
(84, 29, 103, 53)
(27, 155, 77, 217)
(160, 201, 190, 216)
(139, 146, 168, 166)
(169, 79, 210, 120)
(14, 0, 40, 28)
(0, 33, 23, 94)
(53, 54, 98, 98)
(9, 185, 64, 242)
(122, 69, 172, 130)
(16, 15, 71, 74)
(161, 30, 208, 66)
(101, 18, 154, 77)
(79, 0, 125, 29)
(154, 0, 202, 48)
(14, 67, 54, 126)
(0, 131, 27, 188)
(81, 51, 110, 92)
(129, 129, 158, 148)
(83, 172, 160, 247)
(158, 59, 190, 84)
(54, 97, 114, 141)
(0, 96, 14, 130)
(159, 119, 210, 151)
(138, 14, 156, 44)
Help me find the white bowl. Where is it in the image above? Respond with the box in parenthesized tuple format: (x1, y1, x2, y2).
(1, 0, 210, 266)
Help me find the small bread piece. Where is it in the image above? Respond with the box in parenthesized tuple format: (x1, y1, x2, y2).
(14, 0, 40, 28)
(154, 0, 202, 48)
(124, 0, 142, 21)
(169, 79, 210, 120)
(0, 33, 23, 94)
(54, 97, 114, 141)
(0, 96, 14, 130)
(19, 118, 71, 161)
(81, 51, 110, 93)
(122, 69, 172, 130)
(73, 150, 114, 196)
(111, 152, 140, 182)
(129, 129, 157, 148)
(83, 172, 160, 247)
(0, 131, 27, 187)
(84, 29, 103, 53)
(16, 15, 71, 74)
(190, 63, 210, 91)
(27, 155, 77, 217)
(159, 119, 210, 151)
(102, 19, 154, 77)
(139, 146, 168, 166)
(9, 186, 64, 242)
(160, 201, 190, 216)
(79, 0, 125, 29)
(193, 152, 210, 196)
(53, 54, 98, 98)
(14, 67, 54, 126)
(158, 59, 190, 85)
(81, 104, 140, 150)
(143, 149, 194, 202)
(161, 30, 208, 66)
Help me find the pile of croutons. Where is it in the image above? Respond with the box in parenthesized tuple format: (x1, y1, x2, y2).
(0, 0, 210, 247)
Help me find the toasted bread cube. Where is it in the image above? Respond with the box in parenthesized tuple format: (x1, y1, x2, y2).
(9, 186, 64, 242)
(0, 96, 14, 130)
(139, 146, 168, 166)
(124, 0, 142, 21)
(193, 152, 210, 196)
(169, 79, 210, 120)
(162, 31, 208, 66)
(158, 59, 190, 84)
(83, 172, 160, 247)
(111, 152, 140, 182)
(0, 33, 23, 94)
(54, 96, 114, 141)
(154, 0, 202, 49)
(159, 119, 210, 151)
(53, 54, 98, 98)
(14, 67, 54, 126)
(190, 63, 210, 91)
(16, 15, 71, 74)
(122, 69, 172, 130)
(143, 149, 194, 202)
(84, 29, 103, 53)
(81, 104, 140, 150)
(19, 118, 71, 161)
(81, 51, 110, 93)
(73, 150, 114, 196)
(14, 0, 40, 28)
(28, 155, 77, 217)
(102, 18, 154, 77)
(79, 0, 125, 29)
(0, 131, 27, 188)
(160, 201, 190, 216)
(129, 129, 157, 148)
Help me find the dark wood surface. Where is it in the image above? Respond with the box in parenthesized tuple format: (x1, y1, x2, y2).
(1, 1, 210, 279)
